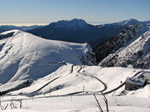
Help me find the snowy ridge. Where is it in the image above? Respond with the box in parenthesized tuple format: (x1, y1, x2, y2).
(51, 18, 89, 30)
(117, 18, 139, 26)
(95, 23, 145, 63)
(99, 30, 150, 68)
(0, 30, 95, 85)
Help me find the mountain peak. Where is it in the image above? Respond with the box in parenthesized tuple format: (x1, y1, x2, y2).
(50, 18, 88, 30)
(70, 18, 87, 24)
(118, 18, 139, 26)
(56, 18, 87, 24)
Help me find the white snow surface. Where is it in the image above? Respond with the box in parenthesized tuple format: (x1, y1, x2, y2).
(7, 64, 150, 97)
(1, 64, 150, 112)
(0, 30, 150, 112)
(0, 30, 93, 85)
(99, 30, 150, 68)
(6, 65, 128, 94)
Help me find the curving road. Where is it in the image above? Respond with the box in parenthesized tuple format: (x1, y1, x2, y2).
(75, 65, 107, 93)
(28, 65, 107, 96)
(3, 65, 144, 98)
(70, 64, 77, 73)
(2, 67, 145, 103)
(103, 70, 143, 95)
(71, 64, 144, 95)
(22, 76, 60, 96)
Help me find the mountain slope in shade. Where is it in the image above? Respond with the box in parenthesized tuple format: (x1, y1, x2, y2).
(28, 18, 141, 48)
(0, 25, 42, 33)
(99, 29, 150, 68)
(94, 23, 146, 63)
(0, 30, 95, 84)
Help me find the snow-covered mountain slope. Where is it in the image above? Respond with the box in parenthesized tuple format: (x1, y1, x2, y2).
(99, 29, 150, 68)
(3, 64, 149, 98)
(1, 64, 150, 112)
(94, 23, 146, 63)
(0, 30, 95, 85)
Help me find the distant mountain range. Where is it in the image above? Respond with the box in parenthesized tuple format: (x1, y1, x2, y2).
(27, 18, 145, 48)
(1, 19, 149, 48)
(1, 18, 150, 68)
(1, 19, 150, 96)
(0, 25, 42, 33)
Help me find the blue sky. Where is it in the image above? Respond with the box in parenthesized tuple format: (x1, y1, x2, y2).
(0, 0, 150, 26)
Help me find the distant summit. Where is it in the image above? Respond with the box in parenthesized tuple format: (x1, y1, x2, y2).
(50, 18, 89, 30)
(28, 18, 143, 48)
(27, 18, 102, 47)
(117, 18, 139, 26)
(52, 18, 87, 26)
(1, 18, 149, 48)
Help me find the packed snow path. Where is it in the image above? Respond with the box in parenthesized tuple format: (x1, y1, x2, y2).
(69, 65, 145, 95)
(70, 64, 107, 94)
(27, 77, 60, 96)
(22, 65, 108, 96)
(104, 70, 144, 94)
(79, 72, 107, 93)
(2, 64, 148, 99)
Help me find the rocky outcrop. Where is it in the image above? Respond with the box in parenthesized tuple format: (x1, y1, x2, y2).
(99, 30, 150, 68)
(94, 23, 144, 63)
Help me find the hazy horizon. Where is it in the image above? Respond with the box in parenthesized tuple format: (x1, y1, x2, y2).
(0, 0, 149, 26)
(0, 18, 150, 26)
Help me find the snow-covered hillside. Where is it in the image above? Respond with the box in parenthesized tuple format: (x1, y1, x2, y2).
(0, 19, 150, 112)
(99, 29, 150, 68)
(0, 30, 95, 86)
(7, 64, 145, 96)
(95, 23, 145, 63)
(1, 64, 150, 112)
